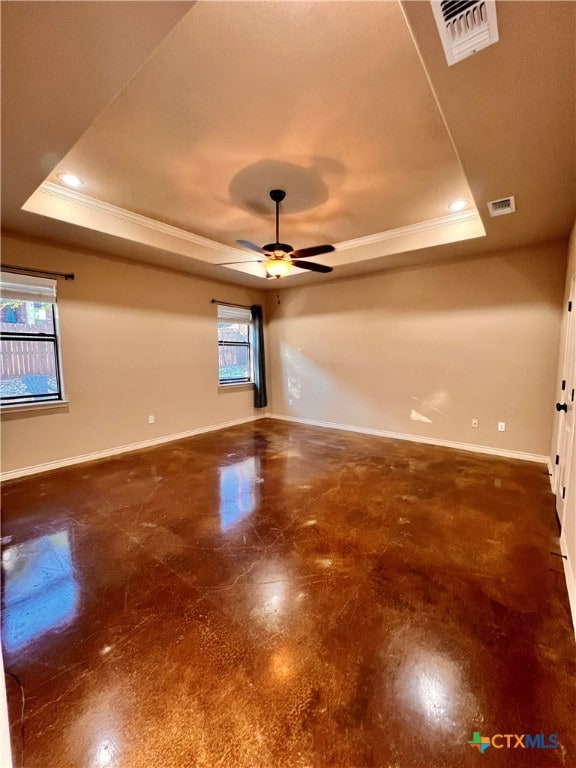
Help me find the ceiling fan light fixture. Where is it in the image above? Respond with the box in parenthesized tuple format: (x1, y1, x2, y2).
(265, 259, 292, 278)
(448, 199, 469, 212)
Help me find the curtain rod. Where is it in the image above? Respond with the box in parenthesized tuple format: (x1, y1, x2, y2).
(2, 264, 75, 280)
(210, 299, 251, 309)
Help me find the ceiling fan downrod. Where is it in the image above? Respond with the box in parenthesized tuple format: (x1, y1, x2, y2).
(264, 189, 292, 256)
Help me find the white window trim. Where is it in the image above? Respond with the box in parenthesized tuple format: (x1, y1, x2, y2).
(1, 400, 70, 414)
(0, 271, 67, 409)
(216, 304, 254, 386)
(218, 382, 254, 393)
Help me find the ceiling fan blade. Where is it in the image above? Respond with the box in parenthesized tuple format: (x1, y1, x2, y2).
(236, 239, 268, 254)
(292, 260, 333, 274)
(218, 259, 264, 265)
(291, 244, 335, 259)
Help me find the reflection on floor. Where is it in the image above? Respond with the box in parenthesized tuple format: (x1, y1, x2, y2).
(2, 418, 575, 768)
(3, 531, 78, 653)
(219, 456, 260, 531)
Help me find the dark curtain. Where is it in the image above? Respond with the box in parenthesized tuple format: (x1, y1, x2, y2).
(251, 305, 267, 408)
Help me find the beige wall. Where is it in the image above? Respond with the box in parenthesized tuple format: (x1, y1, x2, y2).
(0, 233, 568, 476)
(266, 241, 567, 457)
(1, 234, 266, 474)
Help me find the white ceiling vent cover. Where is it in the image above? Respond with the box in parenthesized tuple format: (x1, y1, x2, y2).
(487, 196, 516, 217)
(431, 1, 499, 66)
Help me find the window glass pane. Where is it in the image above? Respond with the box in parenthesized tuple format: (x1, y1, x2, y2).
(1, 339, 59, 400)
(219, 344, 250, 382)
(0, 300, 55, 335)
(218, 321, 249, 343)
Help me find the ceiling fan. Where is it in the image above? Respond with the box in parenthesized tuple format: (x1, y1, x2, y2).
(222, 189, 335, 278)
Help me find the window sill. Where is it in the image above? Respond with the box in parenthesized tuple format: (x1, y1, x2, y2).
(218, 383, 254, 393)
(1, 400, 69, 415)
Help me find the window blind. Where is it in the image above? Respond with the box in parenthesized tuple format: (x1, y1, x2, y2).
(217, 305, 252, 324)
(0, 272, 57, 304)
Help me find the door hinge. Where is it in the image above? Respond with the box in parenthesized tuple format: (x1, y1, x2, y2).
(572, 388, 575, 402)
(550, 551, 568, 560)
(555, 454, 560, 465)
(569, 300, 573, 312)
(561, 379, 566, 390)
(562, 487, 566, 500)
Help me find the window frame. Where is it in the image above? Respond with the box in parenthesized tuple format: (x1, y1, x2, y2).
(217, 304, 254, 387)
(0, 273, 66, 409)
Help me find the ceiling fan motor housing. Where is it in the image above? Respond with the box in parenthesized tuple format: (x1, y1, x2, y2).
(263, 242, 293, 255)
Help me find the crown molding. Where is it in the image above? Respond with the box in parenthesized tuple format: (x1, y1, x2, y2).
(37, 182, 482, 260)
(39, 182, 245, 258)
(336, 209, 481, 251)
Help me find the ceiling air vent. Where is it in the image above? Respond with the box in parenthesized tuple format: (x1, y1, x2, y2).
(487, 196, 516, 217)
(431, 0, 499, 66)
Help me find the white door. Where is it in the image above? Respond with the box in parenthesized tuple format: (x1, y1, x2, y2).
(555, 275, 576, 527)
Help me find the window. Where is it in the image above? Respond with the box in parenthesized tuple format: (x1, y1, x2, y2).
(217, 304, 253, 385)
(0, 272, 65, 406)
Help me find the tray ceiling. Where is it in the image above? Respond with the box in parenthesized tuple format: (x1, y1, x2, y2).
(2, 1, 574, 287)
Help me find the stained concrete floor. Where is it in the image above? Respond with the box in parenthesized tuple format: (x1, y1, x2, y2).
(2, 419, 575, 768)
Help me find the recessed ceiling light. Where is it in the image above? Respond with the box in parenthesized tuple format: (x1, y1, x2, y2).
(57, 172, 84, 188)
(448, 199, 469, 212)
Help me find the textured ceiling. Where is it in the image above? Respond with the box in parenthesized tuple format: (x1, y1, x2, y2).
(2, 1, 575, 288)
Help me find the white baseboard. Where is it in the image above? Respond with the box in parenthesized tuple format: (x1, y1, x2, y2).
(267, 413, 549, 464)
(0, 415, 264, 482)
(560, 530, 576, 638)
(2, 411, 549, 483)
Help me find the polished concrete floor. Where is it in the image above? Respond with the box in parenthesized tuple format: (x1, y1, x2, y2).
(2, 419, 575, 768)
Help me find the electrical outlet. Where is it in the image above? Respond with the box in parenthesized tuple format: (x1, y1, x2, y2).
(148, 415, 155, 424)
(497, 421, 506, 432)
(472, 419, 479, 428)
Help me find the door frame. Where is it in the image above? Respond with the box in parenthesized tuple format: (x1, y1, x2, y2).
(553, 274, 575, 527)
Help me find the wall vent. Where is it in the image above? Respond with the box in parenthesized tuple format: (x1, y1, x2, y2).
(431, 1, 499, 66)
(487, 196, 516, 217)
